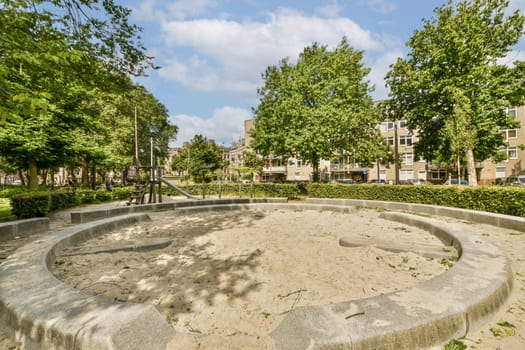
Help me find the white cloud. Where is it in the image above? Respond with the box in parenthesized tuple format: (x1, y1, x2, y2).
(170, 106, 252, 147)
(159, 8, 385, 95)
(131, 0, 161, 21)
(315, 0, 344, 18)
(368, 50, 404, 100)
(497, 50, 525, 67)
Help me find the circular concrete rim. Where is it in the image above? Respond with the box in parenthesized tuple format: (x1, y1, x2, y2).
(0, 198, 516, 350)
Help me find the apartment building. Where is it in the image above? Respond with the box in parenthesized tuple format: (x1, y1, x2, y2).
(228, 104, 525, 184)
(374, 105, 525, 185)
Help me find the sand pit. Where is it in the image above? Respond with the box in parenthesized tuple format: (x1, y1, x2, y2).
(52, 208, 449, 349)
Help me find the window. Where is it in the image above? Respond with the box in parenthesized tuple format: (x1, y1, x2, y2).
(399, 135, 413, 147)
(399, 119, 408, 129)
(296, 159, 302, 169)
(508, 147, 518, 159)
(400, 170, 413, 181)
(271, 159, 282, 167)
(385, 136, 394, 145)
(431, 169, 446, 180)
(495, 167, 506, 179)
(501, 129, 518, 141)
(379, 170, 387, 181)
(506, 107, 517, 118)
(401, 152, 414, 165)
(418, 170, 426, 180)
(334, 173, 345, 181)
(500, 146, 518, 160)
(380, 120, 394, 132)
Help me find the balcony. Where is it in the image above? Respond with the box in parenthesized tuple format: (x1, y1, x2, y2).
(330, 164, 345, 172)
(329, 163, 366, 173)
(263, 165, 286, 174)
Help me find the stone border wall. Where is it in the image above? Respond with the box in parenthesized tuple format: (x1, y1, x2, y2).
(0, 198, 519, 349)
(0, 218, 49, 242)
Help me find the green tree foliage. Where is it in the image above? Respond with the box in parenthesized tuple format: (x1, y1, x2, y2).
(88, 85, 177, 185)
(385, 0, 525, 186)
(0, 1, 170, 189)
(171, 135, 224, 183)
(242, 150, 264, 180)
(252, 38, 380, 182)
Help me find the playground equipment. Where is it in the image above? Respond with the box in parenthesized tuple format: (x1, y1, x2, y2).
(127, 166, 200, 205)
(126, 166, 162, 205)
(159, 177, 200, 200)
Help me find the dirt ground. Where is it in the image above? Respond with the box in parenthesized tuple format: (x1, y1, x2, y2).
(1, 200, 525, 349)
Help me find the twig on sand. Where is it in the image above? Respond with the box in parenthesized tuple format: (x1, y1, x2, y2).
(277, 288, 307, 299)
(345, 311, 365, 319)
(278, 289, 307, 315)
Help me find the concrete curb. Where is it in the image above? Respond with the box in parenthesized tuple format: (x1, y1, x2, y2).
(271, 200, 514, 349)
(171, 202, 357, 215)
(339, 237, 458, 260)
(0, 213, 177, 350)
(306, 198, 525, 232)
(0, 199, 515, 349)
(0, 218, 49, 242)
(70, 197, 288, 223)
(58, 237, 173, 256)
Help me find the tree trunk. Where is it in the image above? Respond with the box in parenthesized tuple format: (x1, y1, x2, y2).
(18, 169, 26, 186)
(466, 147, 478, 186)
(312, 154, 320, 182)
(28, 158, 39, 189)
(82, 161, 89, 187)
(41, 169, 47, 186)
(123, 167, 129, 186)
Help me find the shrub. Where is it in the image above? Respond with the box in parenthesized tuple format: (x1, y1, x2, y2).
(10, 192, 50, 219)
(112, 186, 134, 200)
(49, 190, 78, 212)
(94, 189, 113, 202)
(75, 189, 97, 204)
(162, 182, 301, 199)
(307, 184, 525, 217)
(4, 185, 134, 220)
(0, 186, 29, 198)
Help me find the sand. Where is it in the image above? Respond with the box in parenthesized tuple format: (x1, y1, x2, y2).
(52, 208, 448, 349)
(1, 200, 524, 349)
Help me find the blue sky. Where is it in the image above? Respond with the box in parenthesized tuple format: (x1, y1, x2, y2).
(121, 0, 525, 147)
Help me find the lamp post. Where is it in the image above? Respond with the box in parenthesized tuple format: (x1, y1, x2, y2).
(394, 121, 399, 185)
(187, 147, 191, 185)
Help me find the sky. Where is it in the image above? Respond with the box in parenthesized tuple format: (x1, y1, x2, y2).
(121, 0, 525, 148)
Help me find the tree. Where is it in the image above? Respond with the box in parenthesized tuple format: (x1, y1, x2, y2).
(385, 0, 525, 186)
(0, 1, 157, 188)
(172, 135, 224, 183)
(242, 150, 265, 181)
(89, 85, 177, 186)
(252, 38, 380, 182)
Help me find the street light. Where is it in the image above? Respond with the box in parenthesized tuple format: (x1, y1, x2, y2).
(394, 120, 399, 185)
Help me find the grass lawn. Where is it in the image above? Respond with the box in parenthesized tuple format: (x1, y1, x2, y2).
(0, 198, 13, 222)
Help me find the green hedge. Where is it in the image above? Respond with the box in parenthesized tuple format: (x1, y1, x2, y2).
(163, 183, 303, 200)
(0, 186, 30, 198)
(307, 184, 525, 217)
(49, 190, 77, 212)
(10, 182, 525, 219)
(8, 187, 135, 219)
(10, 192, 51, 219)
